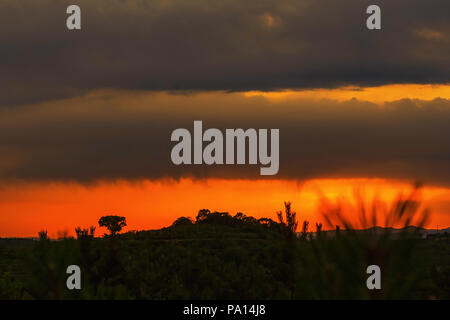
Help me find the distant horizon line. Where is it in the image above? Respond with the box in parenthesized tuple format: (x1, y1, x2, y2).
(2, 225, 449, 240)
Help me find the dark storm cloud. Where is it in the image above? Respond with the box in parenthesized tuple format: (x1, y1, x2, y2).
(0, 0, 449, 105)
(0, 92, 449, 185)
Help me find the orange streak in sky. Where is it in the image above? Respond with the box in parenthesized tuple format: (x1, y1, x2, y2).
(0, 178, 448, 238)
(243, 84, 450, 103)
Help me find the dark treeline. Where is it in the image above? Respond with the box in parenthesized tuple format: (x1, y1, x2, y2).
(0, 195, 449, 300)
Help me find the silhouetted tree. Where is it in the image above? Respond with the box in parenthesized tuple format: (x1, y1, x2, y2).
(75, 227, 85, 238)
(172, 217, 194, 227)
(276, 202, 299, 299)
(98, 215, 126, 236)
(276, 202, 298, 239)
(315, 222, 323, 239)
(196, 209, 211, 223)
(316, 222, 322, 233)
(195, 210, 234, 225)
(75, 226, 96, 239)
(258, 217, 278, 228)
(234, 212, 258, 225)
(38, 230, 48, 241)
(209, 212, 233, 225)
(89, 226, 96, 237)
(301, 221, 309, 240)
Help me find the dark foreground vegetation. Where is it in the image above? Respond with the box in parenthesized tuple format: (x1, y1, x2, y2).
(0, 189, 449, 300)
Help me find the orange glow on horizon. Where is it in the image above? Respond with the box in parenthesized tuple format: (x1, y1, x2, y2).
(0, 178, 448, 238)
(243, 84, 450, 103)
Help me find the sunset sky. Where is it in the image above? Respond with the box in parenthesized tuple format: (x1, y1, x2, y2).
(0, 0, 449, 237)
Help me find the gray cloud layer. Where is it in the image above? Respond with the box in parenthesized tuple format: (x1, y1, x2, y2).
(0, 92, 448, 185)
(1, 0, 449, 105)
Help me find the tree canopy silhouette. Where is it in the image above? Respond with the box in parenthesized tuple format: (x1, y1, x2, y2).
(172, 216, 194, 226)
(98, 215, 126, 236)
